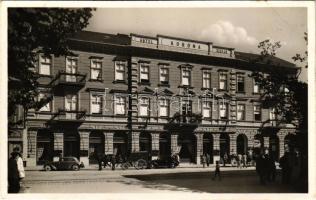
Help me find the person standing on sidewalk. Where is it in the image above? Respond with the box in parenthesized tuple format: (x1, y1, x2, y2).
(206, 153, 210, 167)
(201, 154, 206, 168)
(111, 155, 116, 171)
(212, 161, 221, 181)
(8, 152, 20, 193)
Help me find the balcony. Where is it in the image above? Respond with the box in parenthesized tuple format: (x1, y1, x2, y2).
(49, 70, 86, 92)
(165, 112, 202, 131)
(49, 109, 86, 122)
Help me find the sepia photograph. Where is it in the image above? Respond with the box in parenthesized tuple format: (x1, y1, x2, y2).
(1, 1, 315, 200)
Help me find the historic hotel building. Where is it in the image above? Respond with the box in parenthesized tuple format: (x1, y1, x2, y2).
(9, 31, 299, 167)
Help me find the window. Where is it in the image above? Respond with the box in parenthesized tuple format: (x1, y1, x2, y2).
(237, 104, 245, 120)
(39, 55, 51, 75)
(139, 97, 149, 117)
(270, 108, 276, 121)
(114, 96, 126, 115)
(159, 67, 169, 84)
(159, 99, 169, 117)
(66, 57, 78, 82)
(219, 103, 228, 119)
(254, 105, 261, 121)
(90, 93, 103, 114)
(254, 80, 260, 93)
(202, 101, 211, 118)
(203, 71, 211, 89)
(115, 61, 126, 81)
(38, 93, 51, 112)
(182, 69, 191, 86)
(91, 60, 102, 80)
(237, 74, 245, 92)
(140, 63, 150, 83)
(65, 95, 77, 112)
(219, 72, 227, 90)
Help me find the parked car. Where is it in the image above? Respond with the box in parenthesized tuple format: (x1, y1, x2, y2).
(151, 156, 179, 169)
(43, 157, 84, 171)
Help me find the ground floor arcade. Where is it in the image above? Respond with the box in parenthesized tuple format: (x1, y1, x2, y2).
(10, 127, 297, 167)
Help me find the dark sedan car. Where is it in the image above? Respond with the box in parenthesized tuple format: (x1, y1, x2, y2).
(43, 157, 84, 171)
(151, 156, 179, 168)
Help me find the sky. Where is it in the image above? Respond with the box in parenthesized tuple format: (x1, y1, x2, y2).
(85, 7, 308, 82)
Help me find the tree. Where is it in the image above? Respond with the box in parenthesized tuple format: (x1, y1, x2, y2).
(8, 8, 95, 128)
(251, 35, 308, 154)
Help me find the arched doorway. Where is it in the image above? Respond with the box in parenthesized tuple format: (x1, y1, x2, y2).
(140, 132, 152, 152)
(36, 129, 54, 165)
(178, 134, 196, 163)
(284, 134, 296, 153)
(220, 133, 230, 158)
(89, 131, 105, 164)
(159, 133, 170, 160)
(113, 132, 128, 158)
(253, 134, 264, 156)
(237, 134, 248, 155)
(203, 133, 213, 164)
(269, 135, 279, 161)
(64, 131, 80, 159)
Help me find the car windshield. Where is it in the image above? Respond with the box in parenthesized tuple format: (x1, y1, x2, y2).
(63, 157, 76, 162)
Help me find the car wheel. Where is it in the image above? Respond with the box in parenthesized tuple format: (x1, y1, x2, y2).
(72, 164, 79, 171)
(44, 165, 51, 171)
(121, 162, 130, 170)
(135, 159, 147, 170)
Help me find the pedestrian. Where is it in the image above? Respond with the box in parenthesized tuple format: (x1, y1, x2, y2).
(95, 152, 102, 171)
(102, 154, 109, 168)
(242, 154, 247, 168)
(256, 153, 266, 185)
(206, 153, 210, 167)
(223, 153, 228, 167)
(111, 155, 116, 170)
(201, 154, 206, 168)
(8, 152, 20, 193)
(212, 161, 221, 181)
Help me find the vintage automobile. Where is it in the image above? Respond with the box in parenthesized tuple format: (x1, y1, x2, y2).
(151, 156, 179, 169)
(43, 157, 84, 171)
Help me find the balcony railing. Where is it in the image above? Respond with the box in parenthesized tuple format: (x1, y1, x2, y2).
(49, 70, 86, 89)
(50, 109, 86, 121)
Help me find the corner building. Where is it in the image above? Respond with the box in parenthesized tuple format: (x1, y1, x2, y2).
(19, 31, 299, 167)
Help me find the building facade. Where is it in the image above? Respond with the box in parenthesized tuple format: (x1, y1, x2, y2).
(8, 31, 299, 167)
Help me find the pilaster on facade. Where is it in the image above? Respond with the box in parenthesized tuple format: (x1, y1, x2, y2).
(263, 136, 270, 150)
(103, 132, 114, 155)
(130, 132, 140, 152)
(151, 133, 160, 151)
(79, 131, 89, 166)
(229, 134, 237, 155)
(195, 133, 203, 164)
(53, 132, 63, 161)
(229, 70, 237, 123)
(130, 58, 139, 122)
(170, 134, 178, 155)
(26, 130, 37, 166)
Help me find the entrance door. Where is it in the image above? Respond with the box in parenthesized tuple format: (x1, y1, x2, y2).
(203, 134, 213, 164)
(237, 134, 248, 155)
(113, 132, 128, 159)
(64, 133, 79, 159)
(269, 136, 279, 161)
(66, 57, 78, 82)
(178, 134, 196, 163)
(65, 95, 77, 119)
(159, 133, 170, 160)
(37, 131, 54, 165)
(89, 132, 105, 164)
(220, 134, 230, 158)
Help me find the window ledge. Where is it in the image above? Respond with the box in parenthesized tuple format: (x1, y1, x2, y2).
(236, 91, 246, 94)
(158, 83, 170, 87)
(113, 80, 127, 84)
(138, 82, 151, 86)
(178, 85, 194, 89)
(114, 114, 127, 117)
(89, 79, 104, 82)
(201, 87, 211, 91)
(38, 74, 53, 78)
(159, 116, 169, 119)
(217, 89, 228, 92)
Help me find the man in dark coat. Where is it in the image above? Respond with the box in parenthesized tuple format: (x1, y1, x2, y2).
(111, 155, 116, 171)
(256, 154, 266, 185)
(8, 152, 20, 193)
